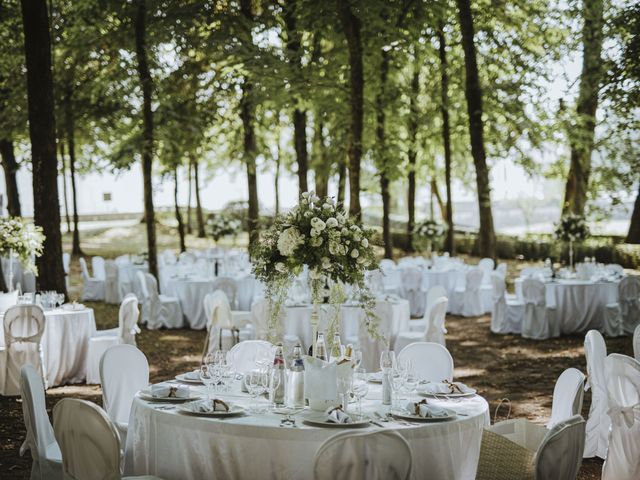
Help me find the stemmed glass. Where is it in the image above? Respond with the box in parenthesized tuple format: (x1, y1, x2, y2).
(380, 350, 396, 372)
(351, 368, 369, 417)
(244, 370, 262, 413)
(200, 357, 216, 402)
(390, 367, 406, 411)
(353, 350, 363, 369)
(266, 367, 280, 411)
(337, 375, 353, 413)
(404, 371, 419, 407)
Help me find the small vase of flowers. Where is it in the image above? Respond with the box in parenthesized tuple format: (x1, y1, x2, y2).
(554, 213, 589, 270)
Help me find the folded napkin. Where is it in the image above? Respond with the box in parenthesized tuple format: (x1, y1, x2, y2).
(405, 399, 448, 418)
(422, 380, 473, 395)
(325, 406, 351, 424)
(151, 383, 190, 398)
(184, 370, 201, 381)
(193, 399, 230, 413)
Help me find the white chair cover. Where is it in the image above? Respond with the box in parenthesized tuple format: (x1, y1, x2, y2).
(397, 342, 453, 383)
(602, 354, 640, 480)
(495, 263, 507, 277)
(226, 340, 274, 374)
(379, 260, 401, 294)
(395, 297, 448, 353)
(203, 291, 235, 355)
(20, 365, 62, 480)
(142, 272, 182, 329)
(450, 268, 484, 317)
(521, 278, 556, 340)
(100, 345, 149, 444)
(478, 258, 494, 285)
(535, 415, 585, 480)
(583, 330, 609, 459)
(0, 290, 18, 313)
(1, 305, 46, 396)
(105, 260, 120, 304)
(408, 285, 447, 332)
(92, 256, 106, 280)
(549, 368, 585, 429)
(62, 253, 70, 274)
(212, 277, 239, 310)
(79, 257, 105, 302)
(313, 430, 412, 480)
(490, 273, 523, 334)
(178, 251, 196, 265)
(634, 324, 640, 362)
(400, 267, 425, 317)
(619, 276, 640, 334)
(235, 274, 256, 311)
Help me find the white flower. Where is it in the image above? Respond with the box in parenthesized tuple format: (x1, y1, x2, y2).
(310, 217, 326, 231)
(310, 228, 320, 238)
(337, 213, 346, 225)
(357, 256, 366, 264)
(322, 203, 333, 210)
(301, 192, 310, 199)
(304, 211, 313, 218)
(275, 262, 286, 273)
(309, 268, 321, 280)
(326, 217, 338, 228)
(310, 236, 323, 247)
(321, 257, 331, 269)
(311, 194, 320, 203)
(350, 225, 360, 232)
(341, 227, 349, 236)
(353, 233, 361, 242)
(350, 249, 359, 259)
(277, 227, 303, 256)
(361, 238, 369, 248)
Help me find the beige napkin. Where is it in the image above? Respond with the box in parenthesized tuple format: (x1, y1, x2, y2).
(151, 383, 190, 398)
(422, 380, 473, 395)
(325, 406, 351, 424)
(194, 399, 230, 413)
(405, 399, 448, 418)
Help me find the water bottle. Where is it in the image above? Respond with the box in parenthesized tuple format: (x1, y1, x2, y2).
(315, 332, 327, 361)
(269, 343, 286, 407)
(287, 344, 305, 408)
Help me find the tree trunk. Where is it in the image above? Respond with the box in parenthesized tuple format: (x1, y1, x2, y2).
(186, 157, 192, 234)
(64, 95, 83, 256)
(337, 156, 347, 205)
(562, 0, 604, 216)
(134, 0, 158, 280)
(406, 54, 419, 251)
(58, 140, 71, 233)
(240, 83, 259, 248)
(0, 259, 6, 292)
(336, 0, 363, 221)
(313, 118, 329, 198)
(174, 167, 186, 252)
(626, 182, 640, 244)
(275, 135, 281, 215)
(430, 178, 447, 221)
(376, 49, 393, 259)
(456, 0, 496, 259)
(438, 24, 455, 254)
(0, 139, 22, 217)
(20, 0, 66, 294)
(193, 157, 205, 238)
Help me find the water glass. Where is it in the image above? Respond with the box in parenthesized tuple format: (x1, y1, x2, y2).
(380, 350, 396, 372)
(352, 368, 369, 417)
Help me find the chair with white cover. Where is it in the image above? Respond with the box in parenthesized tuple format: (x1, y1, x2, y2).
(86, 295, 141, 384)
(212, 277, 239, 310)
(104, 260, 120, 304)
(521, 278, 556, 340)
(408, 285, 447, 332)
(602, 354, 640, 480)
(400, 267, 425, 317)
(202, 291, 251, 357)
(79, 257, 105, 302)
(583, 330, 609, 459)
(62, 253, 70, 290)
(490, 273, 524, 334)
(634, 324, 640, 362)
(548, 368, 585, 429)
(92, 256, 107, 281)
(235, 274, 256, 311)
(226, 340, 274, 374)
(478, 258, 495, 312)
(53, 398, 162, 480)
(1, 305, 46, 396)
(396, 342, 454, 383)
(495, 262, 507, 278)
(20, 365, 62, 480)
(99, 345, 149, 445)
(450, 268, 484, 317)
(138, 272, 183, 329)
(395, 298, 448, 353)
(178, 251, 196, 265)
(379, 260, 401, 295)
(313, 429, 412, 480)
(604, 276, 640, 335)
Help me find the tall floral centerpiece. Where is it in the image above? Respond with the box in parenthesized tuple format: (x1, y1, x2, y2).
(208, 213, 242, 244)
(554, 213, 589, 270)
(0, 218, 45, 290)
(412, 219, 446, 256)
(252, 192, 378, 352)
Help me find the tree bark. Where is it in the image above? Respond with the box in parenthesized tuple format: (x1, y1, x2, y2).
(456, 0, 496, 259)
(0, 139, 22, 217)
(376, 49, 393, 259)
(336, 0, 363, 221)
(64, 95, 83, 256)
(240, 83, 259, 248)
(430, 178, 447, 220)
(438, 24, 455, 254)
(193, 156, 205, 238)
(562, 0, 604, 216)
(134, 0, 158, 280)
(275, 135, 281, 215)
(313, 118, 329, 198)
(20, 0, 66, 294)
(407, 54, 419, 251)
(174, 167, 186, 252)
(186, 157, 193, 234)
(626, 182, 640, 244)
(58, 140, 71, 233)
(337, 156, 347, 205)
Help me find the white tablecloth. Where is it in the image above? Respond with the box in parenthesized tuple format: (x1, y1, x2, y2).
(515, 278, 620, 333)
(125, 381, 489, 480)
(0, 307, 96, 387)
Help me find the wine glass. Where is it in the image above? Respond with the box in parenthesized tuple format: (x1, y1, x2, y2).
(352, 368, 369, 417)
(200, 363, 215, 401)
(353, 350, 363, 369)
(404, 371, 419, 406)
(337, 375, 353, 413)
(380, 350, 396, 372)
(267, 368, 280, 411)
(390, 369, 405, 411)
(244, 371, 259, 412)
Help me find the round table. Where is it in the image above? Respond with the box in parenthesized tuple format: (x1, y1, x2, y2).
(125, 381, 489, 480)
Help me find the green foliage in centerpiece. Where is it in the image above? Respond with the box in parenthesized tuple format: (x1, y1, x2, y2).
(0, 217, 45, 273)
(554, 213, 590, 242)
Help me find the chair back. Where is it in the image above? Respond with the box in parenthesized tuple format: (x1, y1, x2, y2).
(366, 269, 385, 294)
(178, 251, 196, 265)
(465, 268, 484, 292)
(521, 267, 541, 278)
(212, 277, 238, 309)
(143, 273, 160, 302)
(99, 345, 149, 428)
(379, 259, 396, 272)
(401, 267, 422, 293)
(250, 298, 275, 340)
(424, 285, 447, 320)
(53, 398, 122, 480)
(204, 291, 234, 330)
(118, 295, 140, 345)
(115, 254, 130, 266)
(634, 325, 640, 362)
(397, 342, 453, 383)
(478, 258, 494, 284)
(313, 429, 412, 480)
(491, 273, 506, 303)
(584, 330, 607, 396)
(136, 270, 149, 300)
(549, 368, 585, 428)
(62, 253, 71, 274)
(358, 301, 395, 372)
(534, 415, 585, 480)
(619, 276, 640, 332)
(226, 340, 274, 374)
(522, 278, 546, 306)
(20, 365, 57, 466)
(92, 256, 106, 280)
(496, 263, 507, 277)
(105, 260, 118, 281)
(425, 297, 448, 346)
(79, 258, 91, 281)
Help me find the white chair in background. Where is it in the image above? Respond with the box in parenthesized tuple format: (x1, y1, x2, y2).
(602, 354, 640, 480)
(178, 251, 196, 265)
(365, 269, 385, 295)
(495, 262, 507, 277)
(548, 368, 585, 429)
(634, 324, 640, 362)
(249, 298, 300, 352)
(79, 257, 105, 301)
(400, 267, 425, 317)
(138, 271, 182, 329)
(99, 345, 149, 445)
(313, 430, 412, 480)
(379, 260, 401, 295)
(86, 295, 141, 384)
(605, 276, 640, 335)
(408, 285, 447, 332)
(521, 278, 556, 340)
(226, 340, 274, 374)
(162, 249, 177, 266)
(490, 273, 524, 334)
(1, 305, 46, 396)
(104, 260, 120, 304)
(478, 257, 495, 284)
(212, 277, 239, 310)
(235, 274, 256, 311)
(203, 291, 252, 356)
(91, 256, 106, 281)
(62, 253, 70, 290)
(20, 365, 62, 480)
(450, 268, 484, 317)
(478, 258, 495, 313)
(395, 297, 448, 352)
(396, 342, 454, 383)
(583, 330, 609, 459)
(53, 398, 162, 480)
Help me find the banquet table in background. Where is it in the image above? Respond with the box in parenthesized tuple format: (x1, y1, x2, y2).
(125, 382, 489, 480)
(0, 307, 96, 387)
(515, 278, 620, 333)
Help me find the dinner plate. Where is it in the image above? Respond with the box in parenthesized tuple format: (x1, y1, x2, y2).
(62, 303, 85, 312)
(417, 387, 477, 398)
(368, 372, 383, 384)
(177, 401, 245, 417)
(392, 409, 456, 422)
(175, 373, 203, 384)
(138, 389, 200, 402)
(303, 417, 370, 428)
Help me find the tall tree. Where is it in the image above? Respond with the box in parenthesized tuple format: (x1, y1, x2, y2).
(186, 158, 193, 234)
(134, 0, 158, 279)
(174, 167, 186, 252)
(0, 139, 21, 217)
(562, 0, 605, 216)
(456, 0, 496, 258)
(62, 88, 83, 255)
(336, 0, 363, 221)
(192, 156, 205, 238)
(20, 0, 66, 293)
(627, 184, 640, 244)
(376, 48, 393, 258)
(58, 141, 71, 233)
(406, 52, 419, 250)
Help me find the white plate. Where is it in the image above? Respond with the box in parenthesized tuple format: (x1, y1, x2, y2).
(417, 387, 477, 398)
(62, 303, 85, 311)
(368, 372, 383, 384)
(393, 409, 456, 422)
(138, 389, 200, 402)
(177, 401, 245, 417)
(175, 373, 203, 384)
(303, 417, 370, 428)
